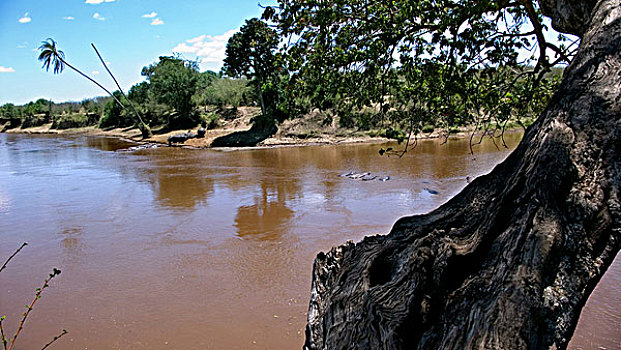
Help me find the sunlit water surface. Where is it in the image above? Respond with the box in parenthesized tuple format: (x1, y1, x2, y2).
(0, 133, 617, 349)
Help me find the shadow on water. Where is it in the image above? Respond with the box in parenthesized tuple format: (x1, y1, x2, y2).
(86, 136, 136, 152)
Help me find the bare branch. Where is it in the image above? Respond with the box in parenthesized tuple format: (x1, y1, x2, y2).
(0, 243, 27, 273)
(521, 0, 551, 73)
(546, 42, 572, 63)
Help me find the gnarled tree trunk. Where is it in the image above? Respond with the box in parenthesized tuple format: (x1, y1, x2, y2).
(303, 0, 620, 349)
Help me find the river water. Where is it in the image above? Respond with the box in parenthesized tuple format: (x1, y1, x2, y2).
(0, 133, 618, 350)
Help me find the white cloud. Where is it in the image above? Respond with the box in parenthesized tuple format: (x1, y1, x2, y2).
(63, 16, 75, 20)
(85, 0, 115, 4)
(92, 70, 100, 75)
(187, 35, 206, 44)
(93, 12, 105, 21)
(17, 43, 28, 49)
(172, 29, 237, 70)
(19, 13, 31, 23)
(151, 18, 164, 26)
(0, 66, 16, 73)
(142, 12, 157, 18)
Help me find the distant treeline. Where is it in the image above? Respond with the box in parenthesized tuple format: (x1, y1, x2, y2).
(0, 56, 257, 132)
(1, 61, 562, 135)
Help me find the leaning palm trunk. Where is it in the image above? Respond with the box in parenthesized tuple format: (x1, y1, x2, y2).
(61, 58, 149, 138)
(91, 43, 151, 138)
(303, 0, 620, 349)
(38, 38, 151, 139)
(60, 58, 125, 110)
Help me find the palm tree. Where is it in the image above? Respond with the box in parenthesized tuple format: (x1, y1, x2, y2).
(38, 38, 151, 138)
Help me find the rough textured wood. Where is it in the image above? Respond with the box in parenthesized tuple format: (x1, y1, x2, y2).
(303, 0, 620, 349)
(538, 0, 597, 35)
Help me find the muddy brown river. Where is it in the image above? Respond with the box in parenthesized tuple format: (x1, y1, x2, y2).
(0, 133, 618, 349)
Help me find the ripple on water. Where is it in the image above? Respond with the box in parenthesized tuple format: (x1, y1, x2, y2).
(0, 132, 618, 350)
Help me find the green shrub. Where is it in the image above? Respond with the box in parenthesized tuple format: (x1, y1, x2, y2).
(53, 113, 94, 129)
(522, 118, 535, 128)
(201, 112, 219, 129)
(356, 113, 373, 130)
(339, 112, 356, 129)
(99, 93, 134, 128)
(204, 78, 250, 108)
(0, 117, 22, 130)
(385, 127, 406, 143)
(422, 124, 435, 133)
(21, 114, 49, 128)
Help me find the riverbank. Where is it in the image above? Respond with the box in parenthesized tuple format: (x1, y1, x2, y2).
(3, 107, 525, 149)
(3, 122, 390, 147)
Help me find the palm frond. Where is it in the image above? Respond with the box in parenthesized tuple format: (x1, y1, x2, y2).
(38, 38, 65, 74)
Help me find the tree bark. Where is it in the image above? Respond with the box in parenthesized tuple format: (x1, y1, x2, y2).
(303, 0, 620, 349)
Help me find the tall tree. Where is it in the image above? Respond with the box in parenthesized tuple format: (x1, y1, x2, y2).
(265, 0, 620, 349)
(38, 38, 151, 138)
(141, 56, 201, 128)
(0, 103, 19, 119)
(223, 18, 279, 126)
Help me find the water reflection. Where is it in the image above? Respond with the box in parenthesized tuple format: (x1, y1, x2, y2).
(234, 174, 299, 240)
(6, 132, 617, 350)
(235, 202, 294, 240)
(151, 170, 214, 209)
(59, 225, 86, 267)
(85, 136, 135, 152)
(136, 150, 216, 210)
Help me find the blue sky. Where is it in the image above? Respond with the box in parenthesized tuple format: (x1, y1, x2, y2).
(0, 0, 276, 105)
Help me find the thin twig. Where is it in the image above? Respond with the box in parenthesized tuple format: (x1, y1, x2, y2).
(40, 329, 67, 350)
(0, 243, 27, 273)
(1, 318, 8, 350)
(7, 268, 61, 350)
(386, 118, 416, 158)
(469, 117, 482, 156)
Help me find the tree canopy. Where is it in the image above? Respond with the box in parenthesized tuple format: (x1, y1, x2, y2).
(223, 18, 280, 124)
(263, 0, 578, 145)
(141, 56, 201, 127)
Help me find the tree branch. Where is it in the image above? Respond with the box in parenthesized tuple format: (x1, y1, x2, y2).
(1, 318, 8, 350)
(521, 0, 551, 72)
(0, 243, 27, 273)
(40, 329, 67, 350)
